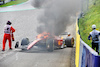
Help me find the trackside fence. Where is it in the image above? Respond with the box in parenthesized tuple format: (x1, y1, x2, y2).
(75, 18, 100, 67)
(81, 0, 97, 14)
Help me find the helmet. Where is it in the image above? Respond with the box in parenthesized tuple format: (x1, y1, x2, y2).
(68, 32, 71, 36)
(92, 24, 96, 29)
(7, 21, 12, 25)
(68, 32, 71, 35)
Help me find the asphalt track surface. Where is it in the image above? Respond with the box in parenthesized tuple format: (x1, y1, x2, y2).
(0, 0, 76, 67)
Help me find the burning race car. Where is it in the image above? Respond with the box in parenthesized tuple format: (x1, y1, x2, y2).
(15, 32, 74, 52)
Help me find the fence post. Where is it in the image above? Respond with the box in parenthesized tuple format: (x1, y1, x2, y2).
(81, 0, 83, 13)
(87, 0, 89, 11)
(94, 0, 96, 5)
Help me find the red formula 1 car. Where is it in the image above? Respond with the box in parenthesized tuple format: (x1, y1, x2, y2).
(15, 32, 74, 52)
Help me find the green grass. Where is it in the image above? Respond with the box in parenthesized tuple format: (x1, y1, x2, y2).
(0, 0, 28, 7)
(79, 0, 100, 51)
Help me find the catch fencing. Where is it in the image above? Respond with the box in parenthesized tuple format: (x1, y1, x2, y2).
(81, 0, 97, 14)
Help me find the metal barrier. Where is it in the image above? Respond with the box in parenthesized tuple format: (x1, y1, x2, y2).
(80, 39, 99, 67)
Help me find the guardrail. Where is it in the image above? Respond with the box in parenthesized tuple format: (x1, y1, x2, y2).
(75, 18, 100, 67)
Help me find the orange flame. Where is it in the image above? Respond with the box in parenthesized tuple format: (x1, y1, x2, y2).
(36, 32, 50, 39)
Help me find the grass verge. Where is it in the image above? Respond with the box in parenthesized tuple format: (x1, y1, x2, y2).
(79, 0, 100, 48)
(0, 0, 28, 7)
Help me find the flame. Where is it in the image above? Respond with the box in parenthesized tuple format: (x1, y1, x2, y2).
(36, 32, 50, 39)
(36, 32, 63, 46)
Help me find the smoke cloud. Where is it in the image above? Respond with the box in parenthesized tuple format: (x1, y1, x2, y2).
(32, 0, 47, 8)
(32, 0, 81, 35)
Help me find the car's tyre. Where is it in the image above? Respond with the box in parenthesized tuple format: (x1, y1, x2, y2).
(46, 38, 54, 52)
(65, 37, 74, 47)
(21, 38, 30, 50)
(21, 38, 29, 46)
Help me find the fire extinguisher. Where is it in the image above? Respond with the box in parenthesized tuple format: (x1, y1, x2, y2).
(11, 31, 14, 41)
(12, 33, 14, 41)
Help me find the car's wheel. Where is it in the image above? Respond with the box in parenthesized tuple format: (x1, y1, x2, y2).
(65, 37, 74, 47)
(21, 38, 30, 50)
(46, 38, 54, 52)
(21, 38, 29, 45)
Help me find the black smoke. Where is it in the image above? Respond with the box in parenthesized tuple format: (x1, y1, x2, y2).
(32, 0, 81, 35)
